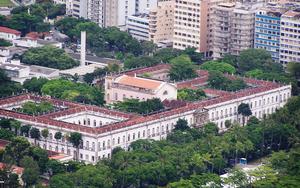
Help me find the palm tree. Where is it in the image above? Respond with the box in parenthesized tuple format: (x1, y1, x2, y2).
(54, 132, 62, 152)
(20, 125, 31, 137)
(238, 103, 252, 126)
(30, 128, 41, 145)
(69, 132, 82, 161)
(41, 129, 49, 149)
(10, 120, 21, 136)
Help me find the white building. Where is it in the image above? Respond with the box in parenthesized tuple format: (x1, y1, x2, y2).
(0, 61, 59, 83)
(127, 14, 150, 41)
(279, 9, 300, 66)
(0, 70, 292, 164)
(0, 26, 21, 41)
(12, 37, 63, 49)
(66, 0, 158, 27)
(105, 74, 177, 103)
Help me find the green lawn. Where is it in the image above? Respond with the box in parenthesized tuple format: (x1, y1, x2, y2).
(0, 0, 14, 7)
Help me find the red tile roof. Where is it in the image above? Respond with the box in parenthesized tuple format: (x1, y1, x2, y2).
(0, 26, 21, 35)
(116, 75, 163, 90)
(0, 73, 287, 135)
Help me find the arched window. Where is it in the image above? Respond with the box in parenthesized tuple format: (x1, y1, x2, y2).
(163, 90, 168, 95)
(94, 120, 96, 126)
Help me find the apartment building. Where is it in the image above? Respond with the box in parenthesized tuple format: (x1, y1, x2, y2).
(254, 6, 283, 63)
(105, 0, 158, 27)
(209, 1, 264, 59)
(279, 9, 300, 66)
(127, 14, 150, 41)
(149, 0, 174, 44)
(173, 0, 208, 52)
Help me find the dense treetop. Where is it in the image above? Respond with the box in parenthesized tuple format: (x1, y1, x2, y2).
(208, 71, 247, 91)
(21, 46, 79, 70)
(0, 2, 65, 35)
(113, 98, 164, 115)
(41, 79, 104, 106)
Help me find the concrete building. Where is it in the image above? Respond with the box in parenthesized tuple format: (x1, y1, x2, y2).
(127, 13, 150, 41)
(209, 1, 264, 59)
(173, 0, 204, 52)
(149, 0, 174, 44)
(0, 70, 291, 164)
(105, 74, 177, 103)
(0, 27, 21, 41)
(105, 0, 158, 27)
(0, 62, 30, 83)
(67, 0, 158, 27)
(279, 8, 300, 66)
(254, 5, 283, 63)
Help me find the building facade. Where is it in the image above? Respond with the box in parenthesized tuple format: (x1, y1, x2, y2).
(173, 0, 204, 52)
(255, 6, 282, 63)
(0, 76, 291, 164)
(279, 9, 300, 66)
(149, 0, 174, 44)
(127, 14, 150, 41)
(0, 27, 21, 41)
(105, 74, 177, 103)
(209, 1, 264, 59)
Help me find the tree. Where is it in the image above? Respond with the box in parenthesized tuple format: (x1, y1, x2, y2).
(154, 48, 181, 63)
(20, 125, 31, 137)
(287, 62, 300, 80)
(238, 49, 273, 73)
(22, 46, 79, 70)
(249, 165, 278, 187)
(41, 129, 49, 141)
(208, 71, 247, 91)
(20, 156, 40, 187)
(30, 128, 41, 145)
(49, 174, 75, 188)
(200, 61, 236, 74)
(23, 77, 48, 93)
(10, 120, 21, 136)
(46, 159, 66, 176)
(5, 137, 30, 165)
(41, 79, 104, 106)
(0, 39, 12, 47)
(54, 132, 62, 150)
(238, 103, 252, 126)
(182, 47, 203, 64)
(177, 88, 206, 101)
(54, 132, 62, 141)
(113, 98, 164, 114)
(30, 146, 49, 173)
(69, 132, 82, 161)
(17, 101, 54, 115)
(174, 119, 190, 131)
(169, 55, 197, 81)
(224, 168, 250, 188)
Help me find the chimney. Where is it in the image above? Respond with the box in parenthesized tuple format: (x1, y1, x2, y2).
(80, 31, 86, 66)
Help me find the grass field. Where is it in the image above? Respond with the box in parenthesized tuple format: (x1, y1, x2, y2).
(0, 0, 14, 7)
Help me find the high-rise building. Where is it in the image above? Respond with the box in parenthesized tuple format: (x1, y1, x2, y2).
(209, 1, 264, 59)
(105, 0, 158, 27)
(254, 5, 283, 63)
(67, 0, 157, 27)
(173, 0, 208, 52)
(149, 0, 174, 44)
(279, 8, 300, 66)
(127, 14, 150, 41)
